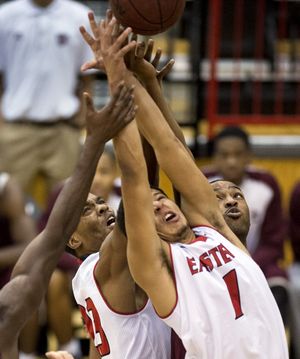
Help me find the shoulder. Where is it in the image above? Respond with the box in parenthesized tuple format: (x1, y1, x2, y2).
(0, 0, 23, 21)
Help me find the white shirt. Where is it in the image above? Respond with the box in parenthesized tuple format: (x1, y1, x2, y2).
(0, 0, 93, 121)
(162, 226, 288, 359)
(72, 253, 171, 359)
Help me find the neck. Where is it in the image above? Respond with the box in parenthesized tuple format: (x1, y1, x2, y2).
(175, 225, 195, 244)
(183, 227, 196, 243)
(238, 233, 247, 247)
(32, 0, 53, 8)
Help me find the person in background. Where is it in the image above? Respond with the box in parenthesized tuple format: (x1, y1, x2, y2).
(0, 0, 95, 198)
(0, 172, 36, 288)
(288, 182, 300, 359)
(0, 172, 38, 359)
(203, 126, 289, 325)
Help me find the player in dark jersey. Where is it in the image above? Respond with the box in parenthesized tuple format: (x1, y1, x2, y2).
(0, 83, 136, 358)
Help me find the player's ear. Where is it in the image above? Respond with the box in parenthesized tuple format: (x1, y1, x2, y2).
(68, 234, 82, 251)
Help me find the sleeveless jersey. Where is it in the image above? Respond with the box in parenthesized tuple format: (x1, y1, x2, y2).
(162, 226, 288, 359)
(72, 253, 171, 359)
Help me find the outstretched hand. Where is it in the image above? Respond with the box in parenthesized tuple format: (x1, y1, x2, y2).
(84, 81, 137, 141)
(127, 37, 175, 87)
(80, 12, 106, 72)
(80, 10, 136, 83)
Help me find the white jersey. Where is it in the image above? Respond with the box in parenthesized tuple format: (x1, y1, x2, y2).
(162, 226, 288, 359)
(72, 253, 171, 359)
(0, 0, 93, 121)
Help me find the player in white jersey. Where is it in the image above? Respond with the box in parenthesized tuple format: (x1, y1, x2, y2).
(72, 252, 170, 359)
(91, 18, 288, 358)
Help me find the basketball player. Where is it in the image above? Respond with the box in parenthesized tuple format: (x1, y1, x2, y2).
(0, 83, 136, 359)
(96, 17, 288, 358)
(67, 23, 171, 359)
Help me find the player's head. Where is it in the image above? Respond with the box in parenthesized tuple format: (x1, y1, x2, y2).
(66, 193, 115, 258)
(213, 126, 251, 185)
(210, 180, 250, 245)
(90, 146, 118, 202)
(117, 187, 191, 243)
(151, 188, 192, 243)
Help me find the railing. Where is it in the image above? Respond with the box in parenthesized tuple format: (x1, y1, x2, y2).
(206, 0, 300, 137)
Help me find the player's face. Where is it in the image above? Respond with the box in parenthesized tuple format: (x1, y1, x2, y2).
(211, 181, 250, 244)
(75, 193, 116, 254)
(213, 137, 250, 185)
(90, 153, 117, 201)
(151, 189, 190, 243)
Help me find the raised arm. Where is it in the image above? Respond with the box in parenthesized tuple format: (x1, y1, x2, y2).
(125, 44, 246, 251)
(79, 14, 246, 253)
(90, 16, 177, 317)
(128, 37, 187, 148)
(0, 84, 136, 352)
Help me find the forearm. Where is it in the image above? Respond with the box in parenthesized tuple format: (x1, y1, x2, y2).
(45, 135, 104, 248)
(113, 122, 160, 271)
(144, 79, 187, 146)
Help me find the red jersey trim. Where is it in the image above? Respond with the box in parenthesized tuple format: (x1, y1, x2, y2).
(93, 260, 149, 316)
(156, 242, 179, 320)
(191, 224, 228, 243)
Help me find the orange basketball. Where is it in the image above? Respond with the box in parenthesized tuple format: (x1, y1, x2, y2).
(109, 0, 186, 35)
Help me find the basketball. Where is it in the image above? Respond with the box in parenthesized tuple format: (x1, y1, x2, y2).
(109, 0, 186, 35)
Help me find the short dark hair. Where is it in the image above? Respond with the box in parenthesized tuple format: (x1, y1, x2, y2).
(213, 126, 251, 153)
(116, 186, 168, 237)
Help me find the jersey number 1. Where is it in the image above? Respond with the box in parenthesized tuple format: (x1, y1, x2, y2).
(223, 269, 244, 319)
(80, 297, 110, 356)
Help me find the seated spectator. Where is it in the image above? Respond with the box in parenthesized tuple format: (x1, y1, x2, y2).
(0, 172, 36, 286)
(0, 172, 38, 358)
(288, 182, 300, 359)
(203, 126, 289, 325)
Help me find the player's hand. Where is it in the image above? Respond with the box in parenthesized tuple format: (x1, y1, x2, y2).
(80, 9, 119, 72)
(98, 16, 136, 85)
(128, 37, 175, 86)
(80, 11, 111, 73)
(45, 351, 74, 359)
(84, 81, 137, 141)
